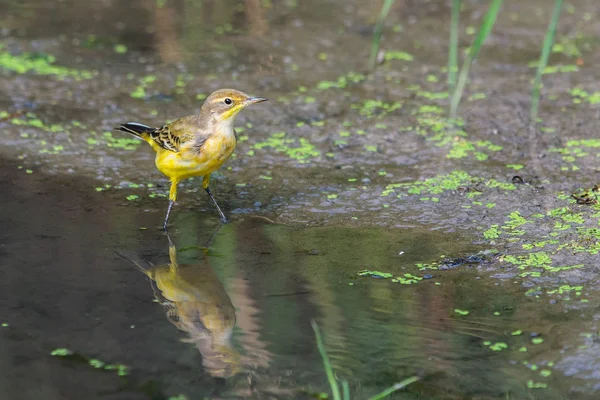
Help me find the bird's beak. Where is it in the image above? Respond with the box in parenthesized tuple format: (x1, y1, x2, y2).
(246, 97, 268, 105)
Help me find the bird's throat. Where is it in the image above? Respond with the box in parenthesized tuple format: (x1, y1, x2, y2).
(214, 115, 237, 140)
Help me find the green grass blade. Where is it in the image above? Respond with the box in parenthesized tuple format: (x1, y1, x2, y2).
(311, 320, 342, 400)
(368, 0, 397, 69)
(449, 0, 503, 120)
(530, 0, 563, 122)
(367, 376, 420, 400)
(448, 0, 461, 92)
(342, 380, 350, 400)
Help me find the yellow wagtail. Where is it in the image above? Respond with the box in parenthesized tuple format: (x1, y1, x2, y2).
(116, 89, 267, 229)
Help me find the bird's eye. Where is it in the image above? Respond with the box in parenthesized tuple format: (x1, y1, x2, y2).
(224, 98, 233, 105)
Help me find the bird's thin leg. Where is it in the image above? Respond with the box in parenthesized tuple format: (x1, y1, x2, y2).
(163, 201, 174, 230)
(203, 174, 228, 223)
(206, 188, 228, 224)
(164, 179, 179, 230)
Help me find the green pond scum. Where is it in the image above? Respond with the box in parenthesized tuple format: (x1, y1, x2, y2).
(51, 347, 129, 376)
(130, 75, 158, 99)
(0, 45, 95, 80)
(251, 131, 320, 163)
(380, 170, 516, 199)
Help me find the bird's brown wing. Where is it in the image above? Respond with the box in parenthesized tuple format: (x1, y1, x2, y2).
(148, 115, 199, 152)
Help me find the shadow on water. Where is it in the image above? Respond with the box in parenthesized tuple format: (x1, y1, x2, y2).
(0, 156, 594, 399)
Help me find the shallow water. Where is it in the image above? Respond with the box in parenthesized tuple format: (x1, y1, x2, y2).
(0, 157, 596, 400)
(2, 0, 600, 399)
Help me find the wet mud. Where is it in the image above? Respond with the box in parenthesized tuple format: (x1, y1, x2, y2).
(1, 0, 600, 398)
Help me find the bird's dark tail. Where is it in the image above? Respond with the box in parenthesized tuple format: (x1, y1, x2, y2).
(115, 122, 154, 139)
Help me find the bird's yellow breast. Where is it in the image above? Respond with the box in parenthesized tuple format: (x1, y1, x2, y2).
(154, 132, 237, 180)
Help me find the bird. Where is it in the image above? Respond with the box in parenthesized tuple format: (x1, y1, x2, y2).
(116, 88, 267, 230)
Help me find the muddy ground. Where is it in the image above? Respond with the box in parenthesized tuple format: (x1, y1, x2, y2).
(1, 0, 600, 399)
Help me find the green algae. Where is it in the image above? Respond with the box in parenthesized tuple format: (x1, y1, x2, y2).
(315, 71, 365, 90)
(527, 380, 548, 389)
(130, 75, 157, 99)
(381, 171, 516, 199)
(114, 44, 128, 54)
(482, 226, 500, 239)
(416, 105, 444, 115)
(447, 139, 503, 160)
(51, 348, 73, 356)
(506, 164, 524, 170)
(10, 113, 63, 133)
(502, 211, 528, 230)
(550, 138, 600, 170)
(351, 99, 401, 118)
(407, 114, 502, 161)
(252, 131, 319, 163)
(527, 60, 579, 74)
(89, 359, 105, 368)
(357, 270, 392, 279)
(0, 48, 95, 80)
(384, 51, 414, 62)
(39, 145, 66, 155)
(488, 342, 508, 351)
(357, 270, 423, 285)
(552, 36, 583, 58)
(392, 273, 423, 284)
(416, 262, 438, 270)
(546, 285, 582, 295)
(467, 92, 487, 101)
(50, 347, 128, 376)
(485, 193, 600, 286)
(103, 131, 141, 150)
(570, 87, 600, 105)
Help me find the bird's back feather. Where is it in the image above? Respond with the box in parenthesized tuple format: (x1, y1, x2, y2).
(116, 121, 187, 153)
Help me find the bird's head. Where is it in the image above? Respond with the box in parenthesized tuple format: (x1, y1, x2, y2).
(201, 88, 267, 122)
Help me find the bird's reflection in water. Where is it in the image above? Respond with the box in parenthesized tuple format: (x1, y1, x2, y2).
(130, 225, 241, 378)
